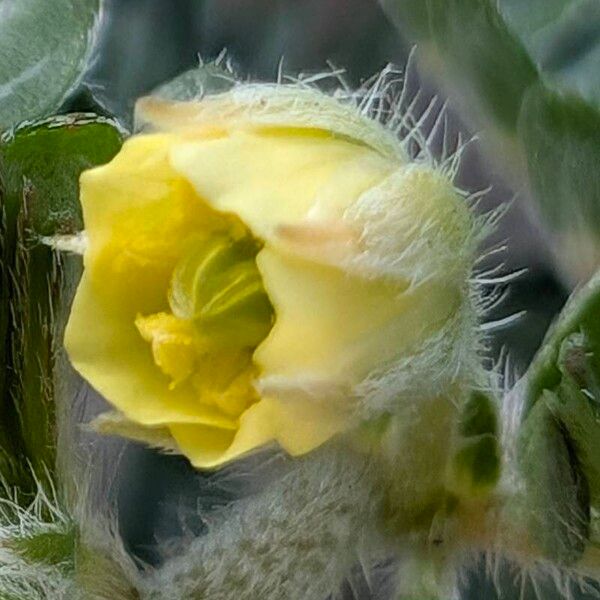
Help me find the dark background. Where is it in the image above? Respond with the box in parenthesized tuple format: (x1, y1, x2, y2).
(84, 2, 572, 597)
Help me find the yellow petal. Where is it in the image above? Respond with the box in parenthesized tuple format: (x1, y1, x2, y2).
(66, 270, 237, 430)
(170, 396, 348, 468)
(65, 134, 239, 430)
(255, 247, 461, 386)
(169, 128, 394, 246)
(167, 424, 237, 468)
(170, 125, 464, 456)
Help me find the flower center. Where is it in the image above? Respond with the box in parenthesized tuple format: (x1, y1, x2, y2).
(135, 231, 274, 418)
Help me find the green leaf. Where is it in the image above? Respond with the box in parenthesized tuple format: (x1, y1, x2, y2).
(382, 0, 538, 133)
(523, 270, 600, 415)
(518, 392, 590, 565)
(515, 270, 600, 564)
(0, 114, 123, 493)
(381, 0, 600, 280)
(500, 0, 600, 106)
(0, 0, 102, 131)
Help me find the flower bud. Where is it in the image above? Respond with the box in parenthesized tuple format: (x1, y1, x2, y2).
(65, 81, 480, 467)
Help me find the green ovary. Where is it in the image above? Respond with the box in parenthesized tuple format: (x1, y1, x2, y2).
(135, 232, 274, 418)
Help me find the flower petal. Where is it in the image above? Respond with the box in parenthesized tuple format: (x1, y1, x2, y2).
(255, 247, 461, 386)
(66, 270, 238, 429)
(65, 134, 240, 429)
(169, 128, 393, 246)
(169, 396, 349, 468)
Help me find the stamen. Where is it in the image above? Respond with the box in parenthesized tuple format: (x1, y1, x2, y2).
(136, 230, 274, 417)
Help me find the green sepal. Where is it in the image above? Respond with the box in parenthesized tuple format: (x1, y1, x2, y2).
(74, 543, 140, 600)
(134, 60, 236, 133)
(8, 526, 76, 571)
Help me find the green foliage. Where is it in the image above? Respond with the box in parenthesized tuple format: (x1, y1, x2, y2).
(517, 270, 600, 564)
(381, 0, 600, 279)
(0, 0, 102, 131)
(518, 394, 590, 565)
(523, 270, 600, 415)
(519, 84, 600, 234)
(0, 115, 123, 494)
(381, 0, 537, 133)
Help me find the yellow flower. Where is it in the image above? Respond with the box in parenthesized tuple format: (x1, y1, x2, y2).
(65, 83, 478, 468)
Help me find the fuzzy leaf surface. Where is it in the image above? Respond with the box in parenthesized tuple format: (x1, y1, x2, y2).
(381, 0, 600, 281)
(516, 270, 600, 563)
(0, 114, 122, 493)
(0, 0, 102, 131)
